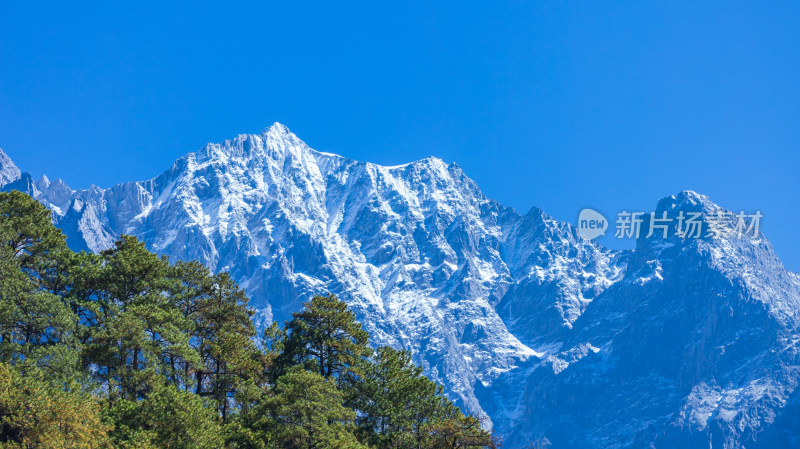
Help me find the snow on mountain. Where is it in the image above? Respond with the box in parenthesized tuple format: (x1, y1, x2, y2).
(0, 148, 21, 187)
(3, 171, 75, 216)
(2, 125, 799, 447)
(508, 191, 800, 448)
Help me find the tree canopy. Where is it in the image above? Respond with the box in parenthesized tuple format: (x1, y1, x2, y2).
(0, 191, 496, 449)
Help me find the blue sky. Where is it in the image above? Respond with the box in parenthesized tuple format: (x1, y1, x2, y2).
(1, 1, 798, 269)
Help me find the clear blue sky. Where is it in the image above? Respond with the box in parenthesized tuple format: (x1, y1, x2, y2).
(1, 1, 798, 269)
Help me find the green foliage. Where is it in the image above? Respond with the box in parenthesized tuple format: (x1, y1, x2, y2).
(348, 346, 441, 447)
(253, 367, 365, 449)
(173, 263, 262, 421)
(105, 383, 224, 449)
(279, 294, 371, 382)
(0, 191, 81, 380)
(85, 235, 199, 400)
(422, 410, 498, 449)
(346, 346, 496, 449)
(0, 362, 112, 448)
(0, 191, 497, 449)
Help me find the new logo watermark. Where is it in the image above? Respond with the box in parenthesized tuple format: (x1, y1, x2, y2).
(577, 209, 608, 240)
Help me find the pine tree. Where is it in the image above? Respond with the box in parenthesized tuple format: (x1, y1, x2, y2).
(280, 294, 371, 382)
(174, 261, 262, 421)
(105, 383, 223, 449)
(0, 362, 112, 448)
(0, 191, 499, 448)
(85, 235, 198, 401)
(256, 366, 365, 449)
(424, 410, 497, 449)
(0, 191, 81, 380)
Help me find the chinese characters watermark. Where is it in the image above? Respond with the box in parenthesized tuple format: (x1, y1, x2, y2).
(577, 209, 762, 241)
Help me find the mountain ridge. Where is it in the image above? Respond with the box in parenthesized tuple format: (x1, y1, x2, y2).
(2, 124, 799, 448)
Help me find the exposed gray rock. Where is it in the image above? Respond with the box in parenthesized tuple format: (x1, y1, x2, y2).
(3, 126, 798, 448)
(0, 148, 21, 187)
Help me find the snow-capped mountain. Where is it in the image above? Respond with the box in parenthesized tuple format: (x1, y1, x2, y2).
(507, 192, 800, 448)
(2, 126, 799, 448)
(0, 148, 20, 186)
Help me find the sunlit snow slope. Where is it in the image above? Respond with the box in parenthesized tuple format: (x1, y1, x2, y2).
(2, 125, 798, 448)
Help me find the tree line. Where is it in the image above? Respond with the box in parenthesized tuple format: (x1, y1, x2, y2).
(0, 190, 497, 449)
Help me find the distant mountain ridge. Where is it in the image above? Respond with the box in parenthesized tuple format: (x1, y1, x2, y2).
(2, 125, 799, 448)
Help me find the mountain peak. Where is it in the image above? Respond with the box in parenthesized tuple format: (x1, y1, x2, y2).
(641, 191, 728, 242)
(263, 121, 292, 136)
(656, 189, 718, 214)
(7, 123, 800, 448)
(189, 123, 308, 166)
(0, 148, 21, 187)
(36, 174, 51, 190)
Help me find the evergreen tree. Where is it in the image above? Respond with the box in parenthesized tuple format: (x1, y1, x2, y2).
(106, 383, 223, 449)
(0, 191, 499, 449)
(174, 261, 262, 421)
(347, 346, 426, 447)
(348, 346, 496, 449)
(86, 235, 198, 401)
(280, 294, 371, 382)
(256, 366, 365, 449)
(0, 191, 80, 380)
(0, 362, 112, 448)
(423, 410, 497, 449)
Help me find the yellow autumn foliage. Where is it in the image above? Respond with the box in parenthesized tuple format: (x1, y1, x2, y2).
(0, 363, 113, 449)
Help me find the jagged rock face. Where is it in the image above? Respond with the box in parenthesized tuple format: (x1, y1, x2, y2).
(496, 207, 627, 346)
(0, 148, 21, 186)
(2, 126, 799, 448)
(508, 192, 800, 448)
(12, 124, 615, 425)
